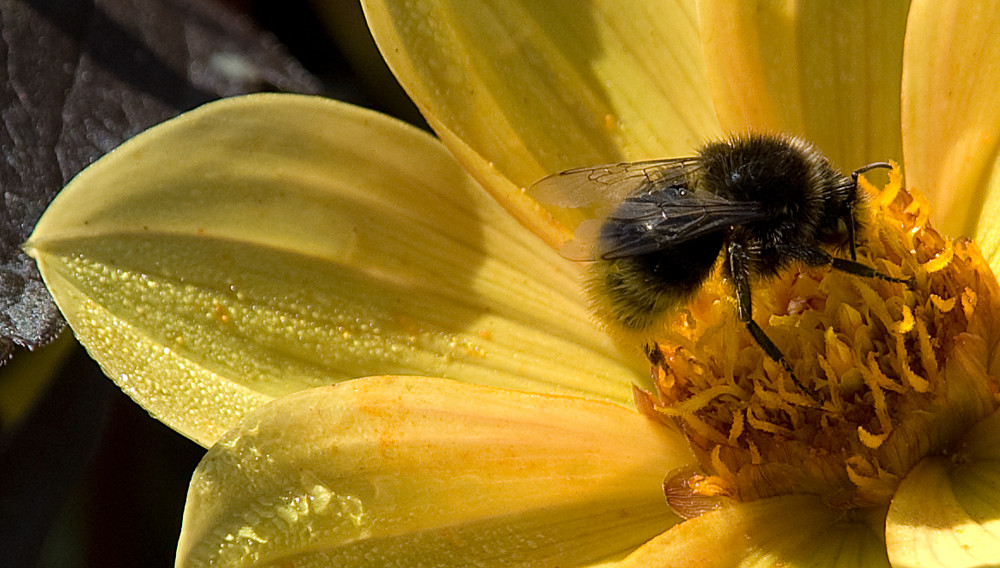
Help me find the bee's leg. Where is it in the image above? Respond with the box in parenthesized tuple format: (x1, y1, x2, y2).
(794, 246, 915, 286)
(727, 241, 812, 394)
(830, 257, 916, 286)
(846, 210, 858, 261)
(644, 342, 666, 366)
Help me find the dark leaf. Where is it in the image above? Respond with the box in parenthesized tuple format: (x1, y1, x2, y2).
(0, 0, 320, 361)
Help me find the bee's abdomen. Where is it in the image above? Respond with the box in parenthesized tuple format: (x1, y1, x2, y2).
(589, 233, 725, 329)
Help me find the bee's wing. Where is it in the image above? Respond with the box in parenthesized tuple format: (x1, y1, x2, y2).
(530, 158, 700, 261)
(599, 188, 768, 259)
(528, 158, 700, 210)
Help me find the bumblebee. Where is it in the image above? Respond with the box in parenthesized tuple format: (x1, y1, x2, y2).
(530, 133, 912, 389)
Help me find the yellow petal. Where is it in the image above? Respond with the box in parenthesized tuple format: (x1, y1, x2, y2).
(613, 495, 890, 568)
(176, 376, 693, 567)
(973, 169, 1000, 269)
(27, 94, 642, 447)
(699, 1, 908, 170)
(886, 409, 1000, 567)
(902, 0, 1000, 240)
(361, 0, 720, 243)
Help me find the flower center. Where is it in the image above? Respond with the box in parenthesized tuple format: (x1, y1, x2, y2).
(637, 166, 1000, 514)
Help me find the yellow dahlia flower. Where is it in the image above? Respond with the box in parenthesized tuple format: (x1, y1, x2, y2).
(24, 1, 1000, 566)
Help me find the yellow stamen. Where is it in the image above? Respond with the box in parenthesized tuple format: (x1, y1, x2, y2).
(640, 163, 1000, 512)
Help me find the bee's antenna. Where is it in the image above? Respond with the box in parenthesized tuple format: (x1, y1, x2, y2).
(852, 162, 893, 178)
(845, 162, 894, 261)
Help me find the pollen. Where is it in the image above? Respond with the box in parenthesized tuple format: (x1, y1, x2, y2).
(639, 164, 1000, 512)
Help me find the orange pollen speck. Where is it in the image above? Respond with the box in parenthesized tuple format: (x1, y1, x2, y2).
(638, 165, 1000, 512)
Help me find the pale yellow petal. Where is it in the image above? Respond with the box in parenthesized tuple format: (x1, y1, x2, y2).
(176, 376, 694, 567)
(886, 409, 1000, 567)
(361, 0, 720, 243)
(699, 1, 908, 170)
(27, 94, 642, 447)
(612, 494, 890, 567)
(901, 0, 1000, 240)
(973, 169, 1000, 269)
